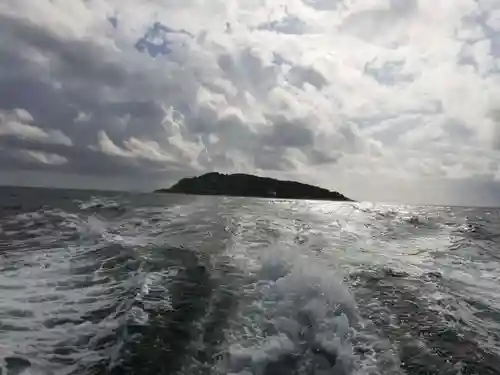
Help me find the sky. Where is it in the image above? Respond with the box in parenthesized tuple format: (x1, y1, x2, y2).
(1, 0, 500, 205)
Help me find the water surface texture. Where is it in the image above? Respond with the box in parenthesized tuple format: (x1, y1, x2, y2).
(1, 187, 500, 375)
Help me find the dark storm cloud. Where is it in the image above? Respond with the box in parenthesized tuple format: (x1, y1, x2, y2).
(0, 136, 194, 177)
(263, 118, 314, 148)
(0, 15, 127, 88)
(0, 13, 182, 177)
(0, 10, 340, 183)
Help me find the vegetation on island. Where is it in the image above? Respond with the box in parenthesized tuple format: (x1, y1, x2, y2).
(155, 172, 353, 201)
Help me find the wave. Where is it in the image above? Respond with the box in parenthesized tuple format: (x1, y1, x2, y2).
(2, 193, 500, 375)
(0, 228, 373, 375)
(352, 266, 500, 375)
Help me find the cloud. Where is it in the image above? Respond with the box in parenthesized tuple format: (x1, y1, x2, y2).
(0, 0, 500, 204)
(487, 10, 500, 31)
(0, 109, 72, 146)
(92, 130, 181, 164)
(16, 150, 68, 165)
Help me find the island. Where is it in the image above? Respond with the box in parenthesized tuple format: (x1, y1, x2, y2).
(155, 172, 353, 201)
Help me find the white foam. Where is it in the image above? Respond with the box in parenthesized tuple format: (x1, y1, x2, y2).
(220, 239, 384, 374)
(84, 216, 107, 236)
(77, 197, 120, 210)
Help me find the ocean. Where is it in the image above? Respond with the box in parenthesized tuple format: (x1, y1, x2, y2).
(1, 186, 499, 375)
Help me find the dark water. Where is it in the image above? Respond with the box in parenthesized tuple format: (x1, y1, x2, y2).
(1, 186, 500, 375)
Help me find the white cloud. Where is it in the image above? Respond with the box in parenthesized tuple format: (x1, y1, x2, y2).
(487, 10, 500, 31)
(16, 150, 68, 165)
(0, 0, 500, 204)
(0, 108, 73, 146)
(93, 130, 179, 164)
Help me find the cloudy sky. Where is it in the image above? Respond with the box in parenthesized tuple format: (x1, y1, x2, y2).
(1, 0, 500, 205)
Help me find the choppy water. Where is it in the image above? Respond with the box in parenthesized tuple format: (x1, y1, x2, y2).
(1, 186, 500, 375)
